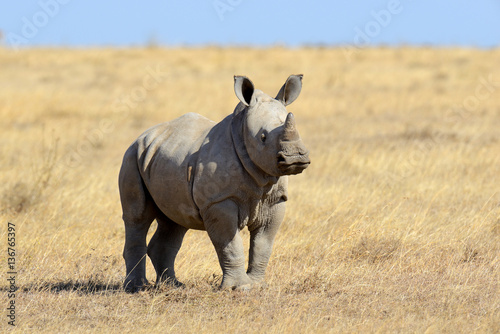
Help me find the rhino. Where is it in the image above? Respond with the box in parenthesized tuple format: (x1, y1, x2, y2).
(119, 74, 310, 292)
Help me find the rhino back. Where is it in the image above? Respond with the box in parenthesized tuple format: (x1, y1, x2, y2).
(137, 112, 215, 229)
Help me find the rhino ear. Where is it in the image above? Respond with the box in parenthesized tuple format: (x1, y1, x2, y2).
(234, 76, 255, 106)
(276, 74, 303, 106)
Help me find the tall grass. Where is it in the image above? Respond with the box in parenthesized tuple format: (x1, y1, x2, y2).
(0, 47, 499, 333)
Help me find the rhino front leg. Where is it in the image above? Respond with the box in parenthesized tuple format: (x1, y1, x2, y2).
(147, 214, 187, 287)
(247, 203, 285, 284)
(204, 200, 252, 290)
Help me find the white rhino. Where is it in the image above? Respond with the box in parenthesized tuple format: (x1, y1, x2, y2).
(119, 75, 310, 291)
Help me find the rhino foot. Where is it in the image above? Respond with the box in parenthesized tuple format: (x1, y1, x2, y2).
(124, 278, 150, 293)
(219, 273, 255, 291)
(219, 281, 266, 292)
(233, 283, 252, 292)
(156, 277, 185, 289)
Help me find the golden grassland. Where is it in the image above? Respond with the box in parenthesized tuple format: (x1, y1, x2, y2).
(0, 46, 499, 333)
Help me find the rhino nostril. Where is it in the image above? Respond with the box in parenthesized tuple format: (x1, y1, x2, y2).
(277, 154, 286, 164)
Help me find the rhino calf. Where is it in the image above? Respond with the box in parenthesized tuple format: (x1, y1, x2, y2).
(119, 75, 310, 291)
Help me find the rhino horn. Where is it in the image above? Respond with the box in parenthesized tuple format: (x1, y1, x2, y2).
(281, 113, 300, 142)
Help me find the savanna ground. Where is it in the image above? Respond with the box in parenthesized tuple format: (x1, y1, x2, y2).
(0, 47, 499, 333)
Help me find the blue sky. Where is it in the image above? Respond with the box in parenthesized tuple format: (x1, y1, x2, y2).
(1, 1, 499, 48)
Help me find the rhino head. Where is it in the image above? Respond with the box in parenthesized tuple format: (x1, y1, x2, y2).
(232, 75, 310, 178)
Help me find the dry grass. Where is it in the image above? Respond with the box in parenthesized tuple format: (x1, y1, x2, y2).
(0, 47, 499, 333)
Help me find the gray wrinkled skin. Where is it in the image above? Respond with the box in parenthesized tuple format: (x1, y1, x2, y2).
(119, 75, 310, 292)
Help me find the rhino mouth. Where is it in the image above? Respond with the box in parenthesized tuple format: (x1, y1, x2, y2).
(277, 152, 310, 175)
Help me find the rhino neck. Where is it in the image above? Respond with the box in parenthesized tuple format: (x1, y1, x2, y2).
(230, 113, 278, 188)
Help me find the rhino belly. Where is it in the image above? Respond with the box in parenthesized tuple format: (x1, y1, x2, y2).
(146, 158, 204, 230)
(137, 114, 214, 230)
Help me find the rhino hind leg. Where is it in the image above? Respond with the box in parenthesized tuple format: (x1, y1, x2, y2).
(123, 221, 154, 292)
(120, 146, 157, 293)
(147, 213, 187, 287)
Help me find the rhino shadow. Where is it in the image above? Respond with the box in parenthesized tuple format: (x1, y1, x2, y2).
(7, 280, 124, 295)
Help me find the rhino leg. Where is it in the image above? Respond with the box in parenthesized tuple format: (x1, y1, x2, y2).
(247, 202, 285, 284)
(204, 200, 252, 290)
(119, 145, 157, 292)
(147, 213, 187, 287)
(123, 222, 154, 292)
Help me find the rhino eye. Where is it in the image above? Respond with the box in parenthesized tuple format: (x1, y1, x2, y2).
(260, 132, 267, 143)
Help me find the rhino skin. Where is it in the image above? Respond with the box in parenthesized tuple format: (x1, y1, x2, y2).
(119, 75, 310, 292)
